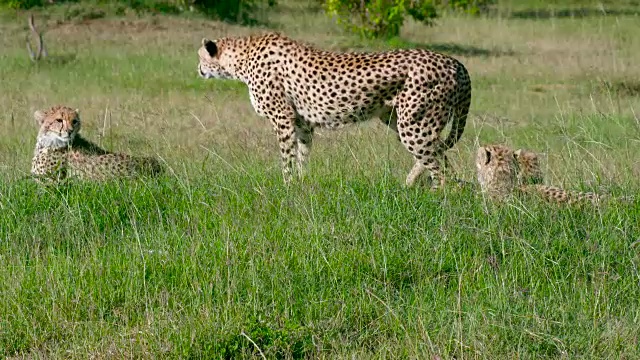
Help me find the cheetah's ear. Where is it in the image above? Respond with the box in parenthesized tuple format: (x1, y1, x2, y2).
(34, 110, 46, 126)
(513, 149, 522, 159)
(202, 38, 218, 58)
(476, 146, 491, 166)
(484, 148, 492, 165)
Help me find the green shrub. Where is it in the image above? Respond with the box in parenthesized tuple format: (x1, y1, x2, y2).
(324, 0, 494, 39)
(180, 0, 277, 24)
(0, 0, 278, 25)
(0, 0, 49, 9)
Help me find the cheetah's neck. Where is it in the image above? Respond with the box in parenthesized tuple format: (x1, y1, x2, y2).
(34, 134, 109, 156)
(35, 134, 71, 152)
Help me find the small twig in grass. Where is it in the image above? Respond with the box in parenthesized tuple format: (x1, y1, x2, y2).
(566, 132, 607, 184)
(204, 94, 222, 124)
(416, 314, 437, 356)
(240, 331, 266, 360)
(189, 111, 207, 131)
(100, 103, 109, 143)
(199, 144, 244, 176)
(346, 142, 361, 172)
(631, 106, 640, 134)
(26, 14, 47, 62)
(131, 207, 150, 316)
(365, 288, 413, 349)
(456, 270, 463, 358)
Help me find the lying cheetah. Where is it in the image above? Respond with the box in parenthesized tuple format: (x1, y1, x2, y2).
(475, 144, 518, 200)
(476, 144, 605, 205)
(31, 105, 164, 184)
(513, 148, 544, 185)
(197, 32, 472, 187)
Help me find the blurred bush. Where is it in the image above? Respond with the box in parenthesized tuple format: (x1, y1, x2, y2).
(0, 0, 277, 24)
(1, 0, 494, 33)
(324, 0, 494, 38)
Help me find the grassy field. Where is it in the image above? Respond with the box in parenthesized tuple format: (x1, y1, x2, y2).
(1, 0, 640, 358)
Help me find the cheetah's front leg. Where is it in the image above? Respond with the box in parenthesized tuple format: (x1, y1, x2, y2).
(267, 107, 299, 184)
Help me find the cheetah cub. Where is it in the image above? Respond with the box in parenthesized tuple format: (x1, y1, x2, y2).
(475, 144, 518, 200)
(476, 144, 605, 205)
(513, 148, 544, 186)
(31, 105, 164, 183)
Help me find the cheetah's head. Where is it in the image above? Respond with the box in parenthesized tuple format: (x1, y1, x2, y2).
(34, 106, 81, 149)
(513, 148, 544, 185)
(476, 144, 519, 199)
(198, 38, 235, 80)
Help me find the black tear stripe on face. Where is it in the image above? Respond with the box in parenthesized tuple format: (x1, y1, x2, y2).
(205, 40, 218, 57)
(485, 148, 492, 165)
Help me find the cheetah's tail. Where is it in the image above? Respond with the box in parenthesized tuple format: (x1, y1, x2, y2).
(443, 97, 470, 150)
(137, 156, 165, 176)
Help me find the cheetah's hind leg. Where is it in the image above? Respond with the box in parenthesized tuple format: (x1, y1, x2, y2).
(294, 117, 314, 180)
(400, 118, 451, 189)
(404, 138, 452, 189)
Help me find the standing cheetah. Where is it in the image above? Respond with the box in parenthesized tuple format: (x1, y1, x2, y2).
(197, 32, 472, 187)
(475, 144, 618, 205)
(31, 105, 164, 184)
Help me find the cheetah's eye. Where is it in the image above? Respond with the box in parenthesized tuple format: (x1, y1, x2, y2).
(484, 150, 492, 165)
(56, 118, 63, 123)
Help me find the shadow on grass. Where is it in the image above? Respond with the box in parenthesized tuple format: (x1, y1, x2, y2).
(388, 38, 515, 57)
(508, 7, 640, 19)
(599, 80, 640, 98)
(424, 42, 514, 57)
(338, 37, 514, 57)
(31, 54, 78, 67)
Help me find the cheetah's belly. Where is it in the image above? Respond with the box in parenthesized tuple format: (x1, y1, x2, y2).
(291, 94, 391, 129)
(298, 107, 382, 128)
(284, 74, 402, 128)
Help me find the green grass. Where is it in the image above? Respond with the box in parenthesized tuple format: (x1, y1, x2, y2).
(1, 0, 640, 358)
(2, 172, 639, 358)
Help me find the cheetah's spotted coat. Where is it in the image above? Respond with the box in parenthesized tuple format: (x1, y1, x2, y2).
(197, 32, 472, 186)
(476, 144, 606, 205)
(31, 106, 164, 183)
